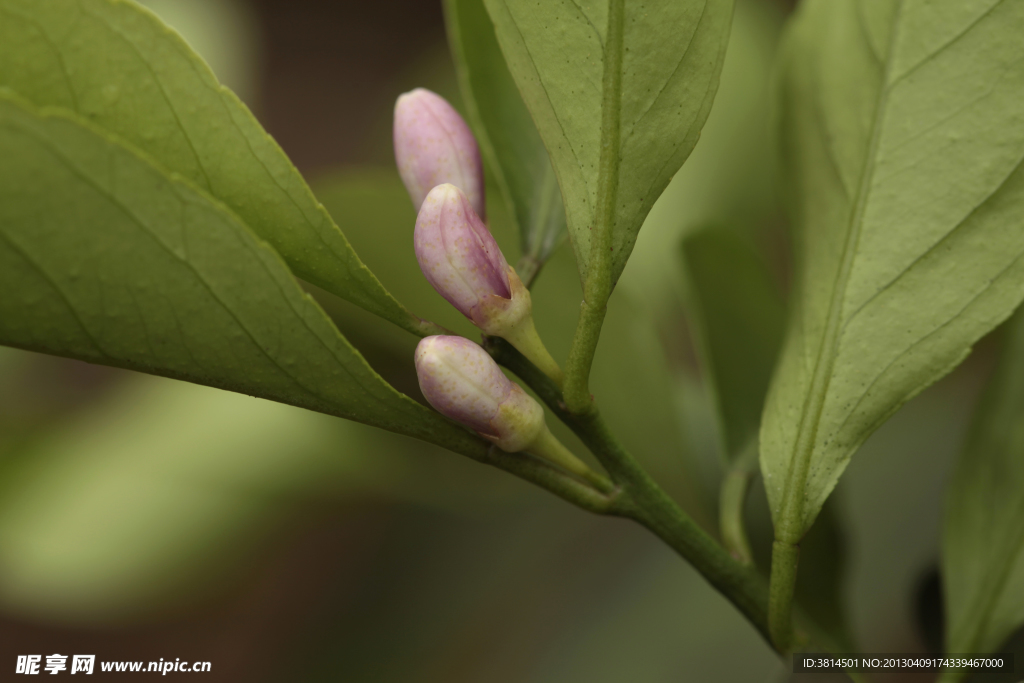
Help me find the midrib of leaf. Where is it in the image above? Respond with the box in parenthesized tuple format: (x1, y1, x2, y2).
(775, 0, 908, 544)
(563, 0, 624, 411)
(591, 0, 624, 287)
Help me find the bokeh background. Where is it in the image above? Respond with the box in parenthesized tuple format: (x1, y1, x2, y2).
(0, 0, 1019, 681)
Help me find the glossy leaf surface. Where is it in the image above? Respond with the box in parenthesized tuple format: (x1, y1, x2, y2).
(482, 0, 734, 287)
(0, 95, 487, 458)
(762, 0, 1024, 540)
(0, 0, 431, 335)
(943, 312, 1024, 670)
(444, 0, 566, 282)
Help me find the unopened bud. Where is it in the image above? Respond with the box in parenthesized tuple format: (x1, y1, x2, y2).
(393, 88, 485, 219)
(415, 184, 564, 386)
(416, 336, 609, 489)
(415, 184, 522, 327)
(415, 335, 543, 452)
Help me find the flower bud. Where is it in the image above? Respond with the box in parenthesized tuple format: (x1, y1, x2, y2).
(414, 184, 564, 386)
(415, 335, 543, 452)
(415, 184, 526, 325)
(394, 88, 485, 219)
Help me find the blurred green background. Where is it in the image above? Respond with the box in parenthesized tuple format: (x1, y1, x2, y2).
(0, 0, 1015, 680)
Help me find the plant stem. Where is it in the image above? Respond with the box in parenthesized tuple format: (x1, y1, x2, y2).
(528, 424, 613, 493)
(769, 540, 800, 652)
(410, 316, 454, 338)
(486, 337, 851, 657)
(480, 443, 619, 515)
(488, 339, 773, 636)
(502, 313, 564, 388)
(562, 0, 625, 414)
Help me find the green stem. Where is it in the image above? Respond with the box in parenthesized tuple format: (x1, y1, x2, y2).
(503, 314, 564, 388)
(528, 424, 613, 493)
(562, 0, 625, 414)
(480, 443, 619, 515)
(769, 540, 800, 652)
(487, 338, 856, 660)
(410, 316, 455, 338)
(486, 337, 845, 652)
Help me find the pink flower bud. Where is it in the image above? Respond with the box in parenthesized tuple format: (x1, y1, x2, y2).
(415, 335, 544, 452)
(414, 184, 531, 334)
(394, 88, 485, 219)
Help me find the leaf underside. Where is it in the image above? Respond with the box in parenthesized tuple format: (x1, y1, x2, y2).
(0, 94, 488, 459)
(0, 0, 428, 335)
(482, 0, 734, 287)
(943, 311, 1024, 666)
(762, 0, 1024, 539)
(445, 0, 567, 276)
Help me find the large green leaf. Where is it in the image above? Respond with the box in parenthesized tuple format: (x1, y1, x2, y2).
(482, 0, 734, 287)
(761, 0, 1024, 542)
(0, 94, 487, 459)
(444, 0, 566, 284)
(0, 0, 433, 336)
(943, 312, 1024, 673)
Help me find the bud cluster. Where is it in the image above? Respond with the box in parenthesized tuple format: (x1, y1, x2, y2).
(394, 89, 578, 467)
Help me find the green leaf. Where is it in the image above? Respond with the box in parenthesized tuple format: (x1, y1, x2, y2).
(682, 226, 784, 463)
(761, 0, 1024, 542)
(0, 94, 487, 459)
(482, 0, 734, 287)
(943, 312, 1024, 670)
(0, 0, 435, 336)
(444, 0, 567, 284)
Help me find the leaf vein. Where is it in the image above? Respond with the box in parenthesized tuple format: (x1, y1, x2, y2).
(835, 242, 1024, 437)
(621, 0, 708, 146)
(568, 0, 603, 49)
(83, 1, 215, 192)
(841, 147, 1024, 335)
(0, 227, 108, 358)
(10, 112, 324, 401)
(887, 0, 1006, 90)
